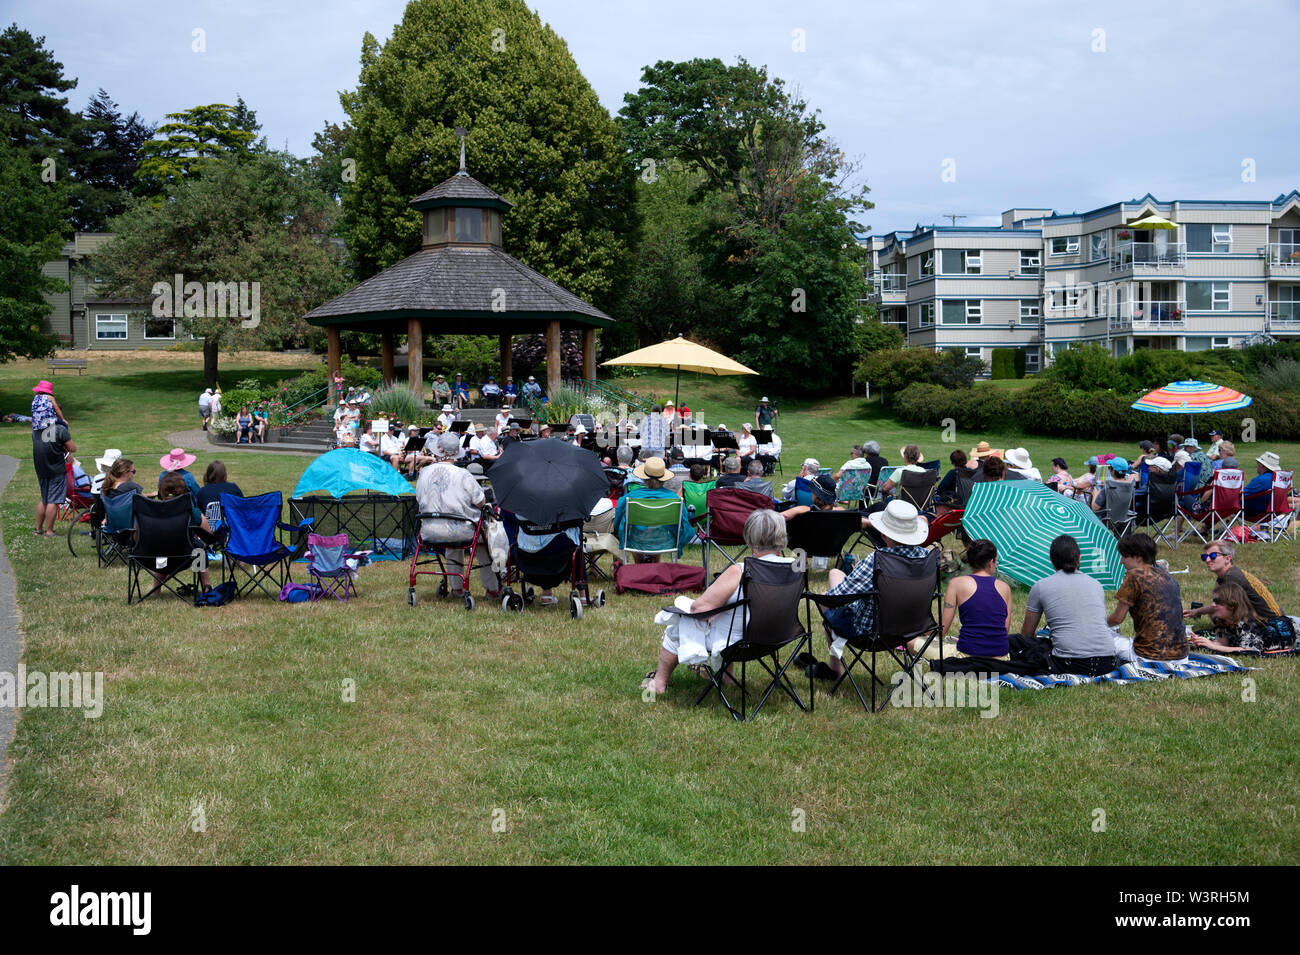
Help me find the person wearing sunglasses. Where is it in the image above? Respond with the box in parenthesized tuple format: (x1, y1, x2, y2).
(1184, 539, 1283, 622)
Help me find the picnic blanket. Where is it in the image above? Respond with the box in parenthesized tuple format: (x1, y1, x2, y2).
(976, 652, 1254, 691)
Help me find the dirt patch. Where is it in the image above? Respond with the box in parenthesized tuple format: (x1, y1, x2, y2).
(49, 349, 319, 369)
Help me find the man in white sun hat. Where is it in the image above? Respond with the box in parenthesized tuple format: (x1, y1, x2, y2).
(1244, 450, 1283, 520)
(93, 448, 123, 496)
(800, 500, 931, 681)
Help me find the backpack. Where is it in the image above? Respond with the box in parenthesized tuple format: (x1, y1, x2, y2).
(278, 582, 323, 603)
(197, 581, 237, 606)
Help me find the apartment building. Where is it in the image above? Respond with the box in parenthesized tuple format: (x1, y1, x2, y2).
(863, 191, 1300, 370)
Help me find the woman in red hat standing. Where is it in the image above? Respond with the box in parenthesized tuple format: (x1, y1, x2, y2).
(31, 380, 76, 537)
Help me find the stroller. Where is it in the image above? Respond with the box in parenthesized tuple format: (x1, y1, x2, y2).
(408, 505, 493, 611)
(499, 511, 605, 619)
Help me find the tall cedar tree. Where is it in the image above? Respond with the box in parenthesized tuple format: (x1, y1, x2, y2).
(340, 0, 635, 312)
(135, 98, 261, 193)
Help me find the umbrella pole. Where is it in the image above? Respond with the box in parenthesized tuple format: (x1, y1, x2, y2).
(675, 365, 680, 408)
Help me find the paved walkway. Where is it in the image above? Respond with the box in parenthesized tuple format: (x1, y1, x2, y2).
(0, 455, 21, 804)
(165, 428, 316, 457)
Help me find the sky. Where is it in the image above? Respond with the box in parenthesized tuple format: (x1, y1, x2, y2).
(9, 0, 1299, 232)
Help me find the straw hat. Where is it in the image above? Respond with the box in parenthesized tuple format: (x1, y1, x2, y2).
(866, 500, 929, 546)
(633, 456, 669, 481)
(160, 448, 196, 471)
(970, 441, 1001, 459)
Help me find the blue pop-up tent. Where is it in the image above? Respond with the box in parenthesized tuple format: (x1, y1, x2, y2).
(292, 448, 415, 499)
(290, 449, 415, 559)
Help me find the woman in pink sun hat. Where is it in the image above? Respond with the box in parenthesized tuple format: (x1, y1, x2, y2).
(158, 448, 201, 498)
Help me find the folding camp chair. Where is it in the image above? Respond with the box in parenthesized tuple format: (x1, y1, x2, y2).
(792, 477, 818, 508)
(620, 497, 686, 562)
(1163, 461, 1204, 548)
(920, 508, 964, 548)
(126, 495, 205, 605)
(221, 491, 313, 599)
(899, 468, 938, 513)
(1100, 479, 1136, 537)
(691, 487, 774, 577)
(1139, 469, 1178, 545)
(1201, 468, 1244, 543)
(681, 479, 717, 534)
(97, 490, 137, 568)
(663, 557, 812, 721)
(785, 510, 865, 571)
(1247, 469, 1296, 543)
(835, 468, 872, 509)
(806, 549, 942, 712)
(307, 532, 357, 602)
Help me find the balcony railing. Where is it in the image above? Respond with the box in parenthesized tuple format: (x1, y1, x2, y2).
(1110, 242, 1186, 272)
(1108, 300, 1187, 331)
(869, 272, 907, 293)
(1267, 244, 1300, 269)
(1267, 300, 1300, 330)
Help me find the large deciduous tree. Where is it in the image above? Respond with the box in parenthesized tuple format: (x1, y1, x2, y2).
(94, 152, 350, 385)
(0, 142, 69, 361)
(340, 0, 635, 310)
(621, 57, 871, 391)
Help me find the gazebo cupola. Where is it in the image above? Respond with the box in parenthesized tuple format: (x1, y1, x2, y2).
(409, 140, 512, 250)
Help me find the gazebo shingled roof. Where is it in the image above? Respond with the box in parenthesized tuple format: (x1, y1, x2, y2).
(305, 166, 611, 400)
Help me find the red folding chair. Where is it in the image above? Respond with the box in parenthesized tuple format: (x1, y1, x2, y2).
(1206, 468, 1245, 542)
(691, 486, 774, 577)
(921, 508, 964, 548)
(1247, 469, 1295, 543)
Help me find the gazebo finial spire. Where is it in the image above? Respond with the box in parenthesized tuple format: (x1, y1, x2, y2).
(455, 126, 468, 175)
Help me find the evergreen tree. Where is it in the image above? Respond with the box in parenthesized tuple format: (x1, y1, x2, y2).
(340, 0, 635, 310)
(74, 89, 154, 230)
(135, 100, 261, 192)
(0, 141, 69, 361)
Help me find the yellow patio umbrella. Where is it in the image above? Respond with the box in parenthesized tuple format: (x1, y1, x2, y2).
(1126, 214, 1179, 230)
(602, 336, 757, 406)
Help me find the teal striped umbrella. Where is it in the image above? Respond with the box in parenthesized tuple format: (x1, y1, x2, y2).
(962, 481, 1126, 590)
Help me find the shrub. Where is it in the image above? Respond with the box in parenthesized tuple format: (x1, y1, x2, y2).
(990, 348, 1013, 380)
(279, 357, 378, 408)
(933, 351, 984, 389)
(428, 335, 499, 385)
(368, 383, 427, 423)
(1045, 344, 1122, 391)
(1254, 358, 1300, 395)
(854, 320, 904, 359)
(856, 348, 938, 403)
(893, 383, 1015, 431)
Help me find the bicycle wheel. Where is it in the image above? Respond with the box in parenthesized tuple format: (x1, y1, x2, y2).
(66, 506, 96, 558)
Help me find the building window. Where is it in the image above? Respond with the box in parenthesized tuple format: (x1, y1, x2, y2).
(1050, 236, 1080, 255)
(919, 252, 935, 276)
(1019, 250, 1041, 274)
(916, 302, 934, 326)
(1089, 233, 1108, 261)
(1048, 288, 1081, 310)
(1186, 282, 1229, 311)
(143, 318, 175, 340)
(940, 249, 981, 274)
(1187, 223, 1231, 253)
(941, 300, 981, 325)
(453, 208, 483, 242)
(95, 313, 128, 340)
(1212, 336, 1231, 349)
(1020, 300, 1040, 320)
(1025, 347, 1041, 372)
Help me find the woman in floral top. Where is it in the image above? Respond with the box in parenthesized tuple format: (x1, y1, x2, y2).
(1191, 583, 1295, 654)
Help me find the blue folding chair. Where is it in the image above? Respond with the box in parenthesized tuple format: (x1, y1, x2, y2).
(793, 476, 818, 507)
(98, 491, 137, 568)
(221, 491, 313, 598)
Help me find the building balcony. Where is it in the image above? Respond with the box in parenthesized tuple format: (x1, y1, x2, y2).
(1108, 300, 1186, 332)
(1266, 244, 1300, 276)
(1266, 300, 1300, 331)
(1110, 242, 1186, 273)
(865, 272, 907, 304)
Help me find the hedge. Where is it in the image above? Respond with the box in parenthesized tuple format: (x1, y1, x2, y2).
(892, 380, 1300, 441)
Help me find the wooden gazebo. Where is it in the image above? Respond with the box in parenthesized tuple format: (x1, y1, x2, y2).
(305, 155, 612, 400)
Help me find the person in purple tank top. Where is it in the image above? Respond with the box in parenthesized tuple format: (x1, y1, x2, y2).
(939, 539, 1014, 660)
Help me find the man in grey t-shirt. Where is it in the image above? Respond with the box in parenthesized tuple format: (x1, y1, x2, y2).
(1018, 535, 1118, 676)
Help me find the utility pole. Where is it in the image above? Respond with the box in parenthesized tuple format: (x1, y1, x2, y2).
(943, 213, 968, 226)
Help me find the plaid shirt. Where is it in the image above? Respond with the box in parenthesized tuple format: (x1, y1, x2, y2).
(826, 544, 930, 636)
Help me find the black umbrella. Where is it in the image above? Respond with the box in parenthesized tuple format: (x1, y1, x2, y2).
(489, 439, 608, 526)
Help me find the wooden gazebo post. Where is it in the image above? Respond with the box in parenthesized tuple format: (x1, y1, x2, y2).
(326, 327, 341, 403)
(582, 328, 597, 381)
(546, 320, 562, 398)
(499, 333, 512, 386)
(381, 331, 396, 386)
(407, 318, 423, 400)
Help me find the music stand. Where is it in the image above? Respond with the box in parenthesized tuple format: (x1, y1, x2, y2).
(708, 429, 738, 473)
(508, 418, 533, 432)
(402, 436, 424, 454)
(753, 428, 774, 445)
(450, 420, 472, 435)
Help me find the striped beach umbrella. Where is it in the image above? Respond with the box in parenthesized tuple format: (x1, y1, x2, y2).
(962, 481, 1126, 590)
(1130, 380, 1251, 439)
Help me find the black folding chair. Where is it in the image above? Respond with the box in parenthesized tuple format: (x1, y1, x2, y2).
(664, 557, 813, 721)
(1100, 479, 1136, 537)
(785, 510, 865, 571)
(899, 469, 939, 512)
(806, 549, 942, 712)
(126, 495, 210, 605)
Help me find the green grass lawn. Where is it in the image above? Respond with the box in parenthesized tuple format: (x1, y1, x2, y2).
(0, 354, 1297, 864)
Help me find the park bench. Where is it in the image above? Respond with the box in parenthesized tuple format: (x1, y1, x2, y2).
(47, 357, 88, 375)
